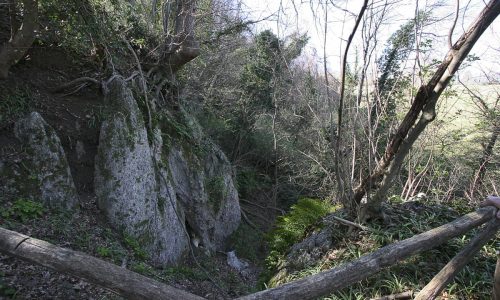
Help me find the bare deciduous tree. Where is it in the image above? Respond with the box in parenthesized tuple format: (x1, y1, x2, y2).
(351, 0, 500, 220)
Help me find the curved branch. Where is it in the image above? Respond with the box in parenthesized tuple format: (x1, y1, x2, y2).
(0, 0, 38, 79)
(448, 0, 460, 49)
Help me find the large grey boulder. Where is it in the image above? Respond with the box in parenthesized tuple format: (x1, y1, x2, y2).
(95, 77, 240, 266)
(94, 77, 189, 266)
(14, 112, 78, 209)
(168, 139, 241, 252)
(168, 109, 241, 251)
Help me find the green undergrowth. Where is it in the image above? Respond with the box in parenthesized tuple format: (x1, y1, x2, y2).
(0, 272, 16, 299)
(229, 222, 265, 263)
(0, 85, 34, 128)
(236, 168, 273, 201)
(1, 199, 45, 223)
(264, 198, 339, 278)
(267, 199, 497, 299)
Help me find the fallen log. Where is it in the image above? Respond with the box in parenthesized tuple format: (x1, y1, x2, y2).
(237, 207, 496, 300)
(415, 218, 500, 299)
(0, 227, 205, 300)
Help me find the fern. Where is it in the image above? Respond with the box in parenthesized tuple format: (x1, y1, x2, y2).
(265, 198, 337, 271)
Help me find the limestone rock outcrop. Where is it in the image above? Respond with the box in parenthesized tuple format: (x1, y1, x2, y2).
(94, 77, 240, 266)
(13, 112, 78, 209)
(168, 138, 241, 252)
(94, 78, 188, 266)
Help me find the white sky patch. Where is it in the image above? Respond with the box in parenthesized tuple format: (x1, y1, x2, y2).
(240, 0, 500, 83)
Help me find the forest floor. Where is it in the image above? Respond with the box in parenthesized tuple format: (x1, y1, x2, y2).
(0, 194, 263, 299)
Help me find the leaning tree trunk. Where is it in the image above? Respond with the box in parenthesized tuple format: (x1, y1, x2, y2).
(351, 0, 500, 220)
(0, 0, 38, 79)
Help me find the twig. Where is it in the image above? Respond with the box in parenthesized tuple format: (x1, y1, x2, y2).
(242, 207, 272, 224)
(62, 105, 81, 120)
(240, 199, 285, 214)
(60, 83, 89, 97)
(297, 150, 334, 186)
(240, 209, 262, 233)
(448, 0, 460, 49)
(326, 215, 372, 231)
(52, 77, 100, 93)
(370, 291, 413, 300)
(122, 36, 153, 132)
(124, 71, 139, 82)
(490, 178, 498, 195)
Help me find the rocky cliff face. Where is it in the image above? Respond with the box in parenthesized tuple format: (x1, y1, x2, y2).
(94, 77, 240, 266)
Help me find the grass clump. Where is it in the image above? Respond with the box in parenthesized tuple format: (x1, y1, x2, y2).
(123, 232, 148, 260)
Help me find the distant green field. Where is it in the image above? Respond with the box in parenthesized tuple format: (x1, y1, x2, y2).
(433, 83, 499, 149)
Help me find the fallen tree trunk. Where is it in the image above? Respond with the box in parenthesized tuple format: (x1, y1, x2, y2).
(415, 218, 500, 299)
(237, 207, 496, 300)
(0, 227, 205, 300)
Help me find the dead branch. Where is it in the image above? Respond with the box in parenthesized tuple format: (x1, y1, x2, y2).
(370, 291, 413, 300)
(494, 250, 500, 300)
(52, 77, 101, 93)
(240, 199, 285, 215)
(325, 215, 372, 231)
(241, 207, 273, 225)
(240, 209, 262, 233)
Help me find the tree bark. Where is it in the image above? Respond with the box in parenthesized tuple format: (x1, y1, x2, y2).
(494, 250, 500, 300)
(0, 227, 205, 300)
(0, 0, 38, 79)
(414, 218, 500, 300)
(236, 207, 496, 300)
(162, 0, 200, 75)
(351, 0, 500, 211)
(335, 0, 369, 206)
